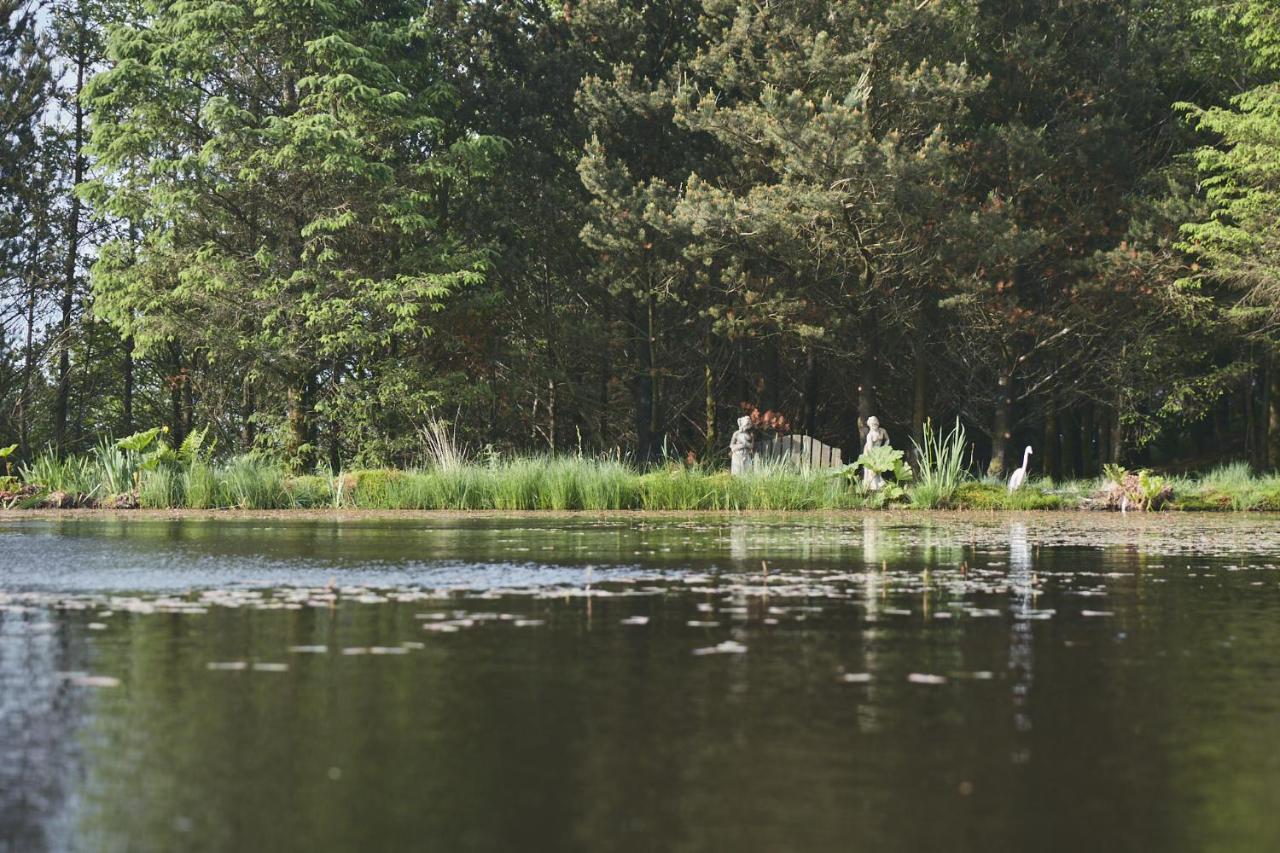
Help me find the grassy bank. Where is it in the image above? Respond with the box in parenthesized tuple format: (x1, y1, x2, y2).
(6, 445, 1280, 512)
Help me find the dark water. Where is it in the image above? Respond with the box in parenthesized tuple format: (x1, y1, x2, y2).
(2, 512, 1280, 853)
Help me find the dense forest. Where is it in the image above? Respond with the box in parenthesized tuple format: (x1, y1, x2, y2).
(3, 0, 1280, 475)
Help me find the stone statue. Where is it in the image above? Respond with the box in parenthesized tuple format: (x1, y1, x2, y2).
(730, 416, 754, 475)
(862, 416, 889, 491)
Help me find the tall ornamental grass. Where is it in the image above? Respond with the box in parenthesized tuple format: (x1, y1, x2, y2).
(135, 454, 319, 509)
(335, 457, 868, 511)
(909, 418, 971, 508)
(22, 450, 101, 496)
(1170, 461, 1280, 511)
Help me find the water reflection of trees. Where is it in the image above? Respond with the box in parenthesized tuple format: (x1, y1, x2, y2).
(0, 611, 85, 852)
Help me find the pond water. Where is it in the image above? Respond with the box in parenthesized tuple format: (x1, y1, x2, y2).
(2, 512, 1280, 853)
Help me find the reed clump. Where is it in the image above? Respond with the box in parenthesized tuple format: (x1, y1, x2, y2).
(909, 419, 971, 509)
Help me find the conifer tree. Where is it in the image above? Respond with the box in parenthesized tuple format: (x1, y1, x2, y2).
(670, 0, 980, 447)
(83, 0, 503, 466)
(0, 0, 51, 297)
(574, 0, 708, 459)
(1181, 0, 1280, 465)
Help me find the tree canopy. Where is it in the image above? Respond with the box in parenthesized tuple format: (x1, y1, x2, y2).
(1, 0, 1278, 474)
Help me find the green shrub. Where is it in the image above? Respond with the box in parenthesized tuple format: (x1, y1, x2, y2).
(953, 481, 1005, 510)
(286, 475, 335, 508)
(349, 469, 402, 506)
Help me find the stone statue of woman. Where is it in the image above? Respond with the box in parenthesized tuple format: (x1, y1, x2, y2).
(730, 416, 754, 475)
(862, 416, 889, 491)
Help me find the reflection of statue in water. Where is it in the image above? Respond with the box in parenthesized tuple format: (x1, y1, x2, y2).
(729, 521, 749, 562)
(862, 416, 889, 491)
(862, 516, 881, 567)
(730, 416, 755, 475)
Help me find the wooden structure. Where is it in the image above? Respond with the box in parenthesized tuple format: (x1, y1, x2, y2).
(754, 434, 843, 469)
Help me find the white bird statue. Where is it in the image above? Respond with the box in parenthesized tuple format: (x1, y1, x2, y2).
(1007, 446, 1033, 492)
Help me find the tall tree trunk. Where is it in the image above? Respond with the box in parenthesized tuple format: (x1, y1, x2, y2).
(912, 330, 927, 453)
(487, 363, 500, 446)
(706, 327, 716, 458)
(649, 295, 660, 457)
(170, 381, 184, 446)
(1213, 395, 1230, 462)
(1043, 403, 1060, 481)
(763, 341, 781, 413)
(166, 344, 185, 444)
(54, 45, 86, 453)
(802, 348, 818, 436)
(1109, 406, 1123, 465)
(1060, 411, 1078, 479)
(637, 294, 660, 459)
(286, 380, 313, 472)
(241, 376, 255, 451)
(987, 369, 1013, 477)
(1096, 406, 1111, 470)
(632, 299, 654, 461)
(122, 336, 134, 436)
(1255, 357, 1269, 469)
(598, 325, 611, 447)
(1245, 366, 1258, 467)
(857, 325, 876, 447)
(706, 356, 716, 461)
(18, 261, 37, 459)
(1269, 353, 1280, 470)
(1081, 403, 1096, 477)
(325, 361, 341, 471)
(181, 360, 194, 439)
(72, 312, 94, 445)
(542, 262, 558, 453)
(547, 376, 557, 452)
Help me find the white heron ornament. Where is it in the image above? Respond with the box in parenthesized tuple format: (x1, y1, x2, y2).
(1007, 446, 1033, 492)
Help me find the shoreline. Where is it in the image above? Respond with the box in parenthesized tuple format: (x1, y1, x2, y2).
(3, 506, 1276, 521)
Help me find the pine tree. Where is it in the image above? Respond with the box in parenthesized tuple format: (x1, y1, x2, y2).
(574, 0, 708, 459)
(0, 1, 49, 257)
(0, 0, 51, 301)
(669, 0, 980, 448)
(0, 1, 52, 452)
(1181, 0, 1280, 465)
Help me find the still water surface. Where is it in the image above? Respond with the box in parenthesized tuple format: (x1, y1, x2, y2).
(2, 512, 1280, 853)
